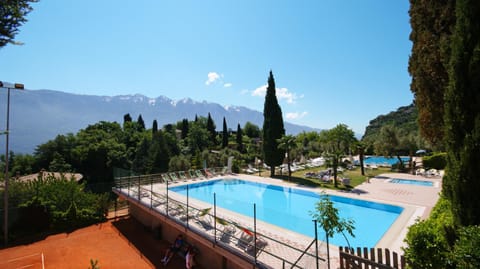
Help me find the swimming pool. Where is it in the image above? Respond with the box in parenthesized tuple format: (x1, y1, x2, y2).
(390, 178, 433, 187)
(170, 179, 403, 247)
(362, 156, 410, 166)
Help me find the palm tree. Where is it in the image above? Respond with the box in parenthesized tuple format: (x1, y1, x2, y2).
(277, 135, 298, 181)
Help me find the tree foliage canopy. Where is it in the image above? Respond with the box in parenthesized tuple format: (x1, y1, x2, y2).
(319, 124, 356, 187)
(262, 71, 285, 176)
(409, 0, 455, 148)
(443, 0, 480, 227)
(0, 0, 37, 48)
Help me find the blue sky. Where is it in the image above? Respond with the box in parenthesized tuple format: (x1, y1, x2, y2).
(0, 1, 412, 134)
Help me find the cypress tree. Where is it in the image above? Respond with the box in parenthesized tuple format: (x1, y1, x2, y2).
(236, 123, 243, 152)
(443, 0, 480, 226)
(262, 71, 285, 176)
(181, 119, 189, 139)
(222, 117, 228, 148)
(408, 0, 455, 149)
(207, 112, 217, 144)
(152, 120, 158, 134)
(137, 114, 145, 131)
(123, 113, 132, 125)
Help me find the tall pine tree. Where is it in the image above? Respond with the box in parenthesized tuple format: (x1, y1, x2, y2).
(181, 119, 189, 139)
(443, 0, 480, 226)
(236, 123, 243, 152)
(207, 112, 217, 145)
(137, 114, 145, 131)
(409, 0, 455, 149)
(152, 120, 158, 134)
(123, 113, 132, 125)
(262, 71, 285, 176)
(222, 117, 228, 148)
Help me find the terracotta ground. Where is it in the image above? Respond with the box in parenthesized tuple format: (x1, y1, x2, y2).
(0, 217, 187, 269)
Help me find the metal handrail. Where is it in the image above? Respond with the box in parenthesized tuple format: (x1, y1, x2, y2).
(113, 171, 327, 268)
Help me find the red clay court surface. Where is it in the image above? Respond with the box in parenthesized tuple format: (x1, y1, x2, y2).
(0, 217, 188, 269)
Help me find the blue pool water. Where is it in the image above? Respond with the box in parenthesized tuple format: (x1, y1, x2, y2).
(363, 156, 410, 166)
(390, 178, 433, 187)
(170, 179, 403, 247)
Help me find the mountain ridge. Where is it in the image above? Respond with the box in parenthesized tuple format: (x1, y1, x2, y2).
(0, 89, 320, 153)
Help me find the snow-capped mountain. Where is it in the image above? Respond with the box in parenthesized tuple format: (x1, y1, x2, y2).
(0, 89, 319, 153)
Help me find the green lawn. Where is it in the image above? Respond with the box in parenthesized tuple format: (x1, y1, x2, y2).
(255, 166, 391, 191)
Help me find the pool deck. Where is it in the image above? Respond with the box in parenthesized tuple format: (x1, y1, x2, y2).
(225, 172, 441, 266)
(120, 171, 441, 268)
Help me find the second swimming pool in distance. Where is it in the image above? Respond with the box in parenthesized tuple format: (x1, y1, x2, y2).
(170, 179, 403, 247)
(390, 178, 433, 187)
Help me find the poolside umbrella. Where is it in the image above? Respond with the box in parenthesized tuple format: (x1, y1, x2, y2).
(415, 149, 427, 155)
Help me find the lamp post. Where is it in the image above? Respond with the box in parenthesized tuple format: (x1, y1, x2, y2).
(1, 81, 24, 246)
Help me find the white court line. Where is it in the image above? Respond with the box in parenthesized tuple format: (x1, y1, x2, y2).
(2, 252, 44, 269)
(16, 265, 35, 269)
(6, 252, 41, 263)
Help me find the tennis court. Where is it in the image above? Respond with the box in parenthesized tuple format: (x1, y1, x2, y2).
(0, 218, 183, 269)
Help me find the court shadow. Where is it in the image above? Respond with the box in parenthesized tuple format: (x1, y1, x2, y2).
(111, 217, 184, 268)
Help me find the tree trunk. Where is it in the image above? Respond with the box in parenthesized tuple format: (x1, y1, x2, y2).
(360, 150, 365, 176)
(287, 155, 291, 181)
(396, 155, 403, 170)
(333, 158, 338, 188)
(270, 165, 275, 177)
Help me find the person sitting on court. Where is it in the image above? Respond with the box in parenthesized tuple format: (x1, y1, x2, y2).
(185, 245, 196, 269)
(161, 234, 184, 265)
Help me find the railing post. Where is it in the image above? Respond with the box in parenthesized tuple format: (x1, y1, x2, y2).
(114, 196, 118, 219)
(137, 176, 140, 200)
(314, 219, 319, 269)
(150, 178, 153, 209)
(128, 178, 131, 197)
(214, 193, 217, 244)
(254, 203, 257, 265)
(186, 184, 189, 228)
(166, 180, 169, 216)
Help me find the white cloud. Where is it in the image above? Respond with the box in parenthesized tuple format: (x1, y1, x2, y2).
(252, 84, 267, 97)
(223, 83, 232, 88)
(286, 111, 308, 120)
(251, 85, 301, 104)
(205, 72, 221, 85)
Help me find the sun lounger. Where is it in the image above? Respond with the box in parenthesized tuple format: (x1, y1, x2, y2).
(169, 172, 179, 183)
(248, 164, 259, 173)
(245, 237, 268, 256)
(195, 170, 206, 180)
(237, 229, 255, 250)
(188, 170, 198, 180)
(161, 173, 170, 184)
(151, 192, 167, 207)
(204, 168, 214, 178)
(215, 217, 236, 243)
(178, 171, 188, 181)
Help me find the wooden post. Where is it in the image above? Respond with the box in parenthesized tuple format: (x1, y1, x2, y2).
(377, 248, 383, 263)
(385, 248, 391, 266)
(393, 252, 399, 268)
(339, 247, 344, 269)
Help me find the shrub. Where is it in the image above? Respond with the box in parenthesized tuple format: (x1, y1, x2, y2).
(452, 225, 480, 268)
(423, 152, 447, 170)
(403, 196, 454, 269)
(404, 219, 450, 269)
